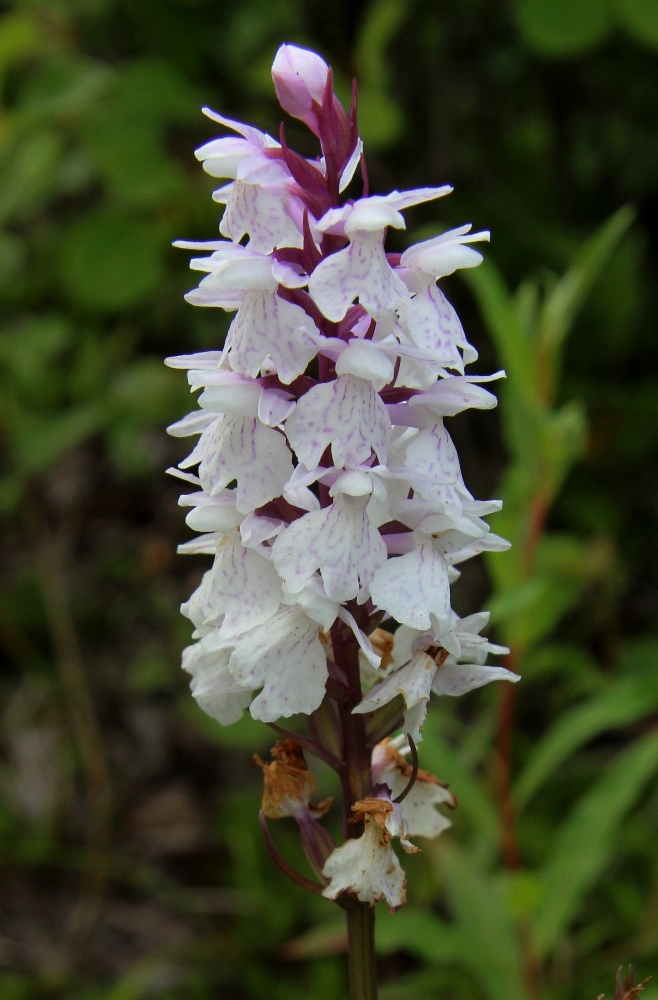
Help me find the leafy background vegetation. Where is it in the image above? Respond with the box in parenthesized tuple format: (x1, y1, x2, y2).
(0, 1, 657, 998)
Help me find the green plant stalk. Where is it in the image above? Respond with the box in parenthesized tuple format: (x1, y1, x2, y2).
(332, 622, 379, 1000)
(347, 904, 378, 1000)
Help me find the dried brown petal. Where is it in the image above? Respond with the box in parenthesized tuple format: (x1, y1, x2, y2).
(350, 796, 395, 840)
(369, 628, 395, 671)
(255, 739, 332, 819)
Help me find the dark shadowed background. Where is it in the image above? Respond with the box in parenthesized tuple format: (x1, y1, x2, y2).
(1, 1, 658, 999)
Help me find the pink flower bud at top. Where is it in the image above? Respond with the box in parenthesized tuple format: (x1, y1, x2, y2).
(272, 43, 329, 135)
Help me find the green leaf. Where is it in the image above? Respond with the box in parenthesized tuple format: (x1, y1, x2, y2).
(0, 131, 63, 224)
(179, 697, 272, 752)
(515, 671, 658, 810)
(618, 0, 658, 49)
(59, 210, 165, 312)
(431, 841, 527, 1000)
(538, 207, 635, 360)
(17, 55, 110, 122)
(620, 637, 658, 675)
(354, 0, 408, 149)
(531, 730, 658, 957)
(0, 232, 25, 289)
(376, 907, 463, 964)
(356, 87, 404, 149)
(462, 261, 540, 411)
(83, 113, 184, 207)
(520, 642, 602, 692)
(538, 400, 587, 496)
(112, 59, 200, 125)
(356, 0, 409, 89)
(489, 576, 583, 650)
(516, 0, 613, 56)
(13, 403, 102, 472)
(0, 12, 44, 74)
(110, 358, 186, 423)
(0, 315, 71, 384)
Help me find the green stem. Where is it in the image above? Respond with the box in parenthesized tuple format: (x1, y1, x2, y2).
(347, 904, 378, 1000)
(331, 621, 379, 1000)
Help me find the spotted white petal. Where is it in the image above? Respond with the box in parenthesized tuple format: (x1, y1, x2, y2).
(181, 530, 282, 637)
(376, 753, 455, 840)
(197, 375, 261, 416)
(219, 181, 302, 253)
(227, 606, 328, 721)
(283, 579, 339, 631)
(239, 511, 285, 548)
(186, 416, 293, 514)
(227, 290, 318, 383)
(353, 651, 437, 717)
(369, 541, 451, 630)
(257, 387, 295, 427)
(285, 375, 391, 470)
(167, 410, 217, 438)
(272, 494, 387, 602)
(401, 224, 489, 279)
(432, 660, 520, 697)
(183, 632, 253, 726)
(165, 350, 225, 370)
(403, 420, 472, 504)
(322, 818, 407, 909)
(308, 234, 409, 321)
(397, 284, 475, 376)
(410, 373, 502, 417)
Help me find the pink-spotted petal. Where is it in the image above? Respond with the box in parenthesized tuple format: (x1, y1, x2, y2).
(308, 234, 409, 321)
(219, 181, 302, 253)
(228, 606, 328, 721)
(322, 818, 407, 911)
(285, 375, 391, 470)
(227, 290, 318, 383)
(432, 661, 520, 697)
(190, 416, 293, 514)
(271, 494, 387, 602)
(369, 542, 452, 630)
(181, 531, 282, 637)
(182, 632, 253, 726)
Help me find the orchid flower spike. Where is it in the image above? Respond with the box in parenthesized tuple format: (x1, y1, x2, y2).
(166, 43, 513, 927)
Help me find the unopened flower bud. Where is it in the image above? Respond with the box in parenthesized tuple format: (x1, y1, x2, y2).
(271, 43, 329, 135)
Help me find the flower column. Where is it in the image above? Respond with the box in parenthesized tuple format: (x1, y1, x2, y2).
(167, 43, 517, 1000)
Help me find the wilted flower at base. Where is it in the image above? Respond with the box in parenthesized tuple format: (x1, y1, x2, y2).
(322, 792, 416, 911)
(255, 739, 336, 881)
(371, 736, 456, 839)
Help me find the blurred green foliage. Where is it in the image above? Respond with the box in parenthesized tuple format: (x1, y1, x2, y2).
(0, 2, 657, 1000)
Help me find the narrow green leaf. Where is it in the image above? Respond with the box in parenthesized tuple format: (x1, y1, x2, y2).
(539, 206, 635, 357)
(431, 840, 528, 1000)
(463, 261, 539, 410)
(531, 730, 658, 957)
(514, 672, 658, 810)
